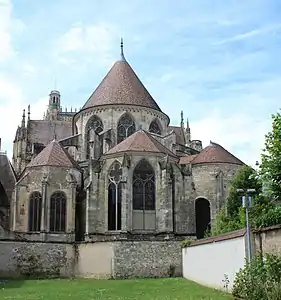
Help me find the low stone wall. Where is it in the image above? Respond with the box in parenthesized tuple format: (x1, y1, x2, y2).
(0, 241, 75, 278)
(0, 239, 182, 279)
(113, 241, 182, 278)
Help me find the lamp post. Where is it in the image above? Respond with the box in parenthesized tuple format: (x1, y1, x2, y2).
(236, 188, 256, 262)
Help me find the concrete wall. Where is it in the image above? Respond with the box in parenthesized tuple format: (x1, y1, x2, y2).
(182, 230, 246, 291)
(0, 239, 182, 279)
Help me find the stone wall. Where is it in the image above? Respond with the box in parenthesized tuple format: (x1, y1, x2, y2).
(0, 239, 182, 279)
(113, 240, 182, 278)
(0, 241, 75, 278)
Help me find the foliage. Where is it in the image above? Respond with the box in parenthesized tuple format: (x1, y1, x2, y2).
(232, 253, 281, 300)
(255, 205, 281, 228)
(181, 238, 193, 248)
(260, 111, 281, 200)
(226, 165, 262, 218)
(0, 278, 232, 300)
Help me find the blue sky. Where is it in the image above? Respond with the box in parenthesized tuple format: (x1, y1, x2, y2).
(0, 0, 281, 166)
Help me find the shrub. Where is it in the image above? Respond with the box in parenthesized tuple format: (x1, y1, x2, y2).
(232, 253, 281, 300)
(255, 205, 281, 228)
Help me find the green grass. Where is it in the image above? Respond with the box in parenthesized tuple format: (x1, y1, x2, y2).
(0, 278, 233, 299)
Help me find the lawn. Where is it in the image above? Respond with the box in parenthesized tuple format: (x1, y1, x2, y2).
(0, 278, 233, 299)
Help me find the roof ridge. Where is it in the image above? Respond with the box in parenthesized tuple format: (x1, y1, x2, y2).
(142, 130, 176, 157)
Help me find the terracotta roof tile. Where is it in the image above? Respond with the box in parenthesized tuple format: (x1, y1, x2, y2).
(27, 140, 80, 169)
(191, 141, 244, 165)
(179, 154, 197, 164)
(82, 59, 161, 111)
(106, 130, 177, 157)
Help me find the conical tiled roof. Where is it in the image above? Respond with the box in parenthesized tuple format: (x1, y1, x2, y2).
(82, 57, 161, 111)
(106, 130, 176, 157)
(191, 141, 244, 165)
(27, 140, 79, 169)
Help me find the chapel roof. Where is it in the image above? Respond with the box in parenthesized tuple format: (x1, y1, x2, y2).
(26, 140, 80, 169)
(168, 125, 186, 145)
(82, 41, 162, 112)
(189, 141, 244, 165)
(106, 129, 177, 157)
(28, 120, 73, 146)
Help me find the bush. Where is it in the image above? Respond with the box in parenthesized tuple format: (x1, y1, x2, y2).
(255, 205, 281, 228)
(232, 253, 281, 300)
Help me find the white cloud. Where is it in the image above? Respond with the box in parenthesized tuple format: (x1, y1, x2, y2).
(191, 110, 270, 166)
(0, 0, 25, 61)
(0, 75, 47, 158)
(56, 22, 117, 69)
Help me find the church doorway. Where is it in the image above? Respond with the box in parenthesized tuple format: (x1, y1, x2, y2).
(195, 198, 211, 239)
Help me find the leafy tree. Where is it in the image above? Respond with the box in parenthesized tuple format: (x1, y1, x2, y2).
(226, 165, 263, 218)
(260, 111, 281, 200)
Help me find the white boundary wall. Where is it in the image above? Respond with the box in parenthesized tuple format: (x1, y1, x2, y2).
(182, 230, 246, 291)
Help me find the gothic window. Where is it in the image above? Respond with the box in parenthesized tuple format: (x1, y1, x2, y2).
(149, 120, 161, 135)
(28, 191, 42, 232)
(132, 159, 156, 231)
(117, 114, 136, 144)
(86, 116, 103, 159)
(49, 191, 66, 232)
(108, 162, 122, 231)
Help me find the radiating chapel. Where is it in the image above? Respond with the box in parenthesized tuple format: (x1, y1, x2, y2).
(1, 41, 244, 243)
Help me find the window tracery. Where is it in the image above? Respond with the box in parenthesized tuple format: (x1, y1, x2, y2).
(49, 191, 66, 232)
(28, 191, 42, 232)
(149, 120, 161, 135)
(108, 162, 122, 230)
(117, 114, 136, 144)
(132, 159, 156, 231)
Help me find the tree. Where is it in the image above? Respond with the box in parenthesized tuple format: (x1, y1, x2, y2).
(226, 165, 262, 218)
(210, 165, 264, 236)
(260, 111, 281, 201)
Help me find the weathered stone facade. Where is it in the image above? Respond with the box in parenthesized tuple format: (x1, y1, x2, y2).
(0, 44, 245, 278)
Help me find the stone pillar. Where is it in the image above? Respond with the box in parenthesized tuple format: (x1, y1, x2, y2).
(40, 182, 47, 232)
(121, 154, 131, 232)
(157, 156, 173, 233)
(12, 186, 18, 231)
(70, 183, 76, 233)
(85, 182, 91, 235)
(88, 160, 103, 233)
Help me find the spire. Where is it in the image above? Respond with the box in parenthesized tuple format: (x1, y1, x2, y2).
(120, 37, 125, 61)
(180, 110, 184, 128)
(186, 117, 189, 129)
(27, 105, 30, 122)
(21, 109, 26, 128)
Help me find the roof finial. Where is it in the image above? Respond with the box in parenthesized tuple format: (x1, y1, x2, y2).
(27, 104, 30, 122)
(21, 109, 26, 128)
(180, 110, 184, 128)
(120, 37, 125, 61)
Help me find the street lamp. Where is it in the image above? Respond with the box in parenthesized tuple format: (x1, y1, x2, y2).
(236, 188, 256, 262)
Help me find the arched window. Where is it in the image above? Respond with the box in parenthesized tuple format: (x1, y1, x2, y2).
(108, 162, 122, 231)
(86, 116, 103, 159)
(149, 120, 161, 135)
(132, 159, 156, 231)
(28, 191, 42, 232)
(117, 113, 136, 144)
(50, 191, 66, 232)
